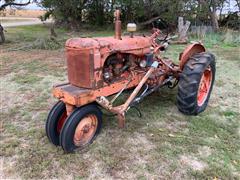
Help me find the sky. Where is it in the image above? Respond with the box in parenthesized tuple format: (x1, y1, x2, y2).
(25, 3, 42, 10)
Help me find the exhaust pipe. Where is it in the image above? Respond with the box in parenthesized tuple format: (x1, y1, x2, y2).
(114, 10, 121, 40)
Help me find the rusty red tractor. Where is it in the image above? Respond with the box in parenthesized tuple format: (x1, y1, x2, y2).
(46, 10, 216, 152)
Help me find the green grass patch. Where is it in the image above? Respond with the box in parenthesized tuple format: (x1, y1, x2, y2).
(12, 74, 43, 84)
(3, 24, 114, 50)
(190, 30, 240, 48)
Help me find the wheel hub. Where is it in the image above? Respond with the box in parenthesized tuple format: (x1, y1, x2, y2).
(73, 115, 98, 147)
(83, 125, 91, 133)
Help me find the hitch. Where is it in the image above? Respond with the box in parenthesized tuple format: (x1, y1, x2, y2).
(96, 61, 159, 128)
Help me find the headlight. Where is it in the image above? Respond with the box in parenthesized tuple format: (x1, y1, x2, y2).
(127, 23, 137, 32)
(139, 60, 147, 68)
(104, 72, 111, 80)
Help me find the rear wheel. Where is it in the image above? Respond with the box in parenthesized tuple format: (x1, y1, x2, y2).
(46, 101, 67, 145)
(60, 104, 102, 153)
(177, 52, 216, 115)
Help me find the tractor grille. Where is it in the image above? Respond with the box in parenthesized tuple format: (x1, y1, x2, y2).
(66, 48, 95, 88)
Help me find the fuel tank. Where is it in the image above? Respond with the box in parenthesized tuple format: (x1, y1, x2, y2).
(65, 36, 152, 89)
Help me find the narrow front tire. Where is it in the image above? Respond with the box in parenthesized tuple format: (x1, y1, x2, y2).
(46, 101, 68, 145)
(60, 104, 102, 153)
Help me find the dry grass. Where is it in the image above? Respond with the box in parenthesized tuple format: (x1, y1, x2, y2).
(0, 9, 46, 18)
(0, 25, 240, 179)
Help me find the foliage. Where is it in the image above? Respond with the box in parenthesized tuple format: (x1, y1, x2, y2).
(220, 12, 240, 30)
(41, 0, 88, 29)
(40, 0, 239, 31)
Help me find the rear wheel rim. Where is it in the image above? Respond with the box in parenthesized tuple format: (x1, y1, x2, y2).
(197, 65, 212, 106)
(73, 114, 98, 147)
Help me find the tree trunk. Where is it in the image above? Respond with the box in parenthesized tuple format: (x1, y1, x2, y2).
(236, 0, 240, 11)
(111, 0, 114, 13)
(178, 17, 191, 42)
(139, 16, 161, 26)
(0, 25, 5, 44)
(210, 0, 219, 31)
(209, 10, 219, 31)
(126, 0, 133, 22)
(198, 0, 219, 32)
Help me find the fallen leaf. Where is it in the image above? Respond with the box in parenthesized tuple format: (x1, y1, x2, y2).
(158, 128, 164, 132)
(168, 134, 175, 137)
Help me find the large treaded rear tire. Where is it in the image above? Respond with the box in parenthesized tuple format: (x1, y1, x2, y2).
(177, 52, 216, 115)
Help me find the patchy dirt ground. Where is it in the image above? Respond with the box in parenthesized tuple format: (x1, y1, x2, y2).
(0, 33, 240, 179)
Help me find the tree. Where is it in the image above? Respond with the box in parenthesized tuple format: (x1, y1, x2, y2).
(235, 0, 240, 11)
(41, 0, 89, 29)
(85, 0, 111, 26)
(40, 0, 235, 31)
(0, 0, 36, 44)
(0, 0, 32, 11)
(197, 0, 224, 31)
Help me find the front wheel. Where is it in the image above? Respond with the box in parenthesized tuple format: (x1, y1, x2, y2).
(60, 104, 102, 153)
(46, 101, 68, 145)
(177, 52, 216, 115)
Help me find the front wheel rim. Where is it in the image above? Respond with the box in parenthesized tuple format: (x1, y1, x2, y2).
(197, 65, 213, 106)
(73, 114, 98, 147)
(56, 111, 67, 134)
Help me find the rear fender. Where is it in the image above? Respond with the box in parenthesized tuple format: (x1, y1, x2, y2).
(179, 43, 205, 70)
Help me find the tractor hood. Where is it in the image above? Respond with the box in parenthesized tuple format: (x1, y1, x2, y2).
(65, 36, 153, 89)
(65, 36, 152, 55)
